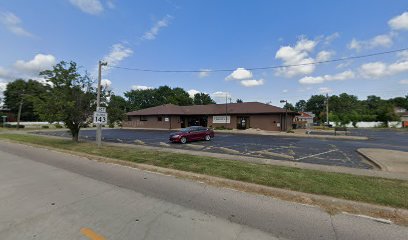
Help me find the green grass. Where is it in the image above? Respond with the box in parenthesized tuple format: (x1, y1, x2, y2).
(1, 133, 407, 209)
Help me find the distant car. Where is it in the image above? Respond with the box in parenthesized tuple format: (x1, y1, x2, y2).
(169, 126, 214, 144)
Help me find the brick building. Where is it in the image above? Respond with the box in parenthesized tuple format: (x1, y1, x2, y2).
(124, 102, 297, 131)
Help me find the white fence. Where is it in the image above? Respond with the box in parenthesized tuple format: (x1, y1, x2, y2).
(329, 121, 402, 128)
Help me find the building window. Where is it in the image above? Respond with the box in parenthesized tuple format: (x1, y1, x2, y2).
(157, 116, 162, 121)
(140, 116, 147, 121)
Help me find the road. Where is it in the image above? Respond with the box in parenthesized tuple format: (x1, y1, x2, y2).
(36, 128, 408, 169)
(1, 140, 407, 240)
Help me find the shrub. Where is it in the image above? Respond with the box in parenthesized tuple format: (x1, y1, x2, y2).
(4, 123, 25, 128)
(54, 124, 63, 128)
(42, 125, 49, 129)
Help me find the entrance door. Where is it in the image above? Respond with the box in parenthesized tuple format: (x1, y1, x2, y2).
(237, 116, 249, 129)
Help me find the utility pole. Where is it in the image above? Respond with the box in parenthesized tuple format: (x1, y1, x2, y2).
(16, 99, 23, 130)
(96, 60, 107, 147)
(225, 93, 228, 126)
(326, 93, 329, 126)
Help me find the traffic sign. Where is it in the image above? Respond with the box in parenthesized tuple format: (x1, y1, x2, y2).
(93, 112, 108, 124)
(97, 107, 106, 112)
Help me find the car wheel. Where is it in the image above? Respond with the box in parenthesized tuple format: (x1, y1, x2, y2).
(180, 137, 187, 144)
(205, 135, 211, 141)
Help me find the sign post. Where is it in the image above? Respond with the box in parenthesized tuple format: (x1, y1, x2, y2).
(95, 61, 108, 147)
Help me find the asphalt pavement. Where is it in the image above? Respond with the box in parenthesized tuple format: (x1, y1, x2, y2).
(34, 128, 408, 169)
(1, 140, 408, 240)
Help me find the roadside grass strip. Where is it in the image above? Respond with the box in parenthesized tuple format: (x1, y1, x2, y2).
(1, 133, 408, 209)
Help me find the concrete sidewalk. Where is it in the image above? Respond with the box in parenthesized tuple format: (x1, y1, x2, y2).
(358, 148, 408, 174)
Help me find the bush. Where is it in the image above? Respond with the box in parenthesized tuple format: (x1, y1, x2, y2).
(4, 123, 25, 128)
(54, 124, 63, 128)
(42, 125, 49, 129)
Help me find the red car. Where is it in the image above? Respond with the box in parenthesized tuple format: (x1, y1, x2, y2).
(169, 126, 215, 144)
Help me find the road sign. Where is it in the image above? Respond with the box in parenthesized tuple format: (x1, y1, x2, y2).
(93, 112, 108, 124)
(97, 107, 106, 112)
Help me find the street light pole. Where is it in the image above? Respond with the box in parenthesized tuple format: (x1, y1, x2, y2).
(280, 100, 288, 131)
(96, 60, 107, 147)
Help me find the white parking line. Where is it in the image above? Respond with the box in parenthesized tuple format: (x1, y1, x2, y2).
(295, 149, 337, 161)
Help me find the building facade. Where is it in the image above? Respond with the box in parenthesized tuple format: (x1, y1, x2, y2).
(124, 102, 296, 131)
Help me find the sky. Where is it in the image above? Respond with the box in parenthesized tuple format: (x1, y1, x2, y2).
(1, 0, 408, 107)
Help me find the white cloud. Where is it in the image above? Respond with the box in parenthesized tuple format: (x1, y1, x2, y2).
(198, 69, 211, 78)
(102, 43, 133, 67)
(142, 15, 173, 40)
(316, 50, 334, 62)
(388, 12, 408, 31)
(348, 33, 393, 51)
(69, 0, 104, 15)
(225, 68, 253, 80)
(14, 54, 56, 73)
(299, 70, 355, 84)
(275, 37, 317, 77)
(0, 81, 7, 92)
(359, 57, 408, 78)
(318, 87, 333, 94)
(324, 32, 340, 45)
(399, 79, 408, 84)
(336, 60, 353, 69)
(187, 89, 200, 98)
(212, 91, 231, 98)
(240, 79, 264, 87)
(0, 67, 9, 79)
(282, 89, 288, 93)
(131, 85, 153, 90)
(0, 11, 33, 37)
(101, 79, 111, 87)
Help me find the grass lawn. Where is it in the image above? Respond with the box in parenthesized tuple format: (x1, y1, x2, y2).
(1, 133, 407, 209)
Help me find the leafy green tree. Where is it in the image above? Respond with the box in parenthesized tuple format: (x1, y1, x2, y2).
(295, 100, 306, 112)
(34, 61, 95, 142)
(305, 95, 326, 119)
(236, 99, 243, 103)
(193, 93, 216, 105)
(283, 102, 295, 111)
(107, 95, 127, 127)
(124, 85, 194, 110)
(4, 79, 49, 121)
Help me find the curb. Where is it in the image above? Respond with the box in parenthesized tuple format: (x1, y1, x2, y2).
(356, 149, 385, 171)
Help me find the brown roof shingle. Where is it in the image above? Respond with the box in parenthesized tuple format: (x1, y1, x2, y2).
(127, 102, 294, 116)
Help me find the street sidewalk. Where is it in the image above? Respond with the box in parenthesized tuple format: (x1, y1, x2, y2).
(358, 148, 408, 174)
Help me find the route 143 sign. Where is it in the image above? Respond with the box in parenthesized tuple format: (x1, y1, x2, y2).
(93, 112, 108, 124)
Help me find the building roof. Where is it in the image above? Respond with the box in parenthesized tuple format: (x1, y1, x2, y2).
(127, 102, 296, 116)
(298, 112, 314, 118)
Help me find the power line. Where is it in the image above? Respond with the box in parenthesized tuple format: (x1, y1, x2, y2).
(107, 47, 408, 73)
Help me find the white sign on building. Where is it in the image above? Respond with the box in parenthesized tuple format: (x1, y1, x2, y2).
(213, 115, 230, 124)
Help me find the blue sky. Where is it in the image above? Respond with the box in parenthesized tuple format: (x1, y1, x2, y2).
(1, 0, 408, 106)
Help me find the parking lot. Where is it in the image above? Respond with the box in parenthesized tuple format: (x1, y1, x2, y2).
(35, 128, 408, 169)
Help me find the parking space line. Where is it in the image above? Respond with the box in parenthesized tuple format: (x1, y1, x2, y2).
(295, 149, 337, 161)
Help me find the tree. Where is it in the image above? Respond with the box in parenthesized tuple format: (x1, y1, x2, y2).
(193, 93, 216, 105)
(124, 85, 194, 111)
(4, 79, 49, 121)
(295, 100, 306, 112)
(34, 61, 95, 142)
(283, 102, 295, 111)
(305, 95, 326, 119)
(236, 99, 243, 103)
(107, 95, 127, 127)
